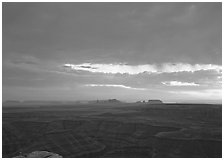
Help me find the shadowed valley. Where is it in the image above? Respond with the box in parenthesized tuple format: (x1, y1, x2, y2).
(2, 102, 222, 158)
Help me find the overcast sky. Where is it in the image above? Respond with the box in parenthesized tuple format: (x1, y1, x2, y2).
(3, 3, 222, 103)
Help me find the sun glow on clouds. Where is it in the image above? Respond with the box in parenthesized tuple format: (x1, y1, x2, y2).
(162, 81, 199, 86)
(63, 63, 221, 75)
(169, 89, 222, 99)
(84, 84, 147, 90)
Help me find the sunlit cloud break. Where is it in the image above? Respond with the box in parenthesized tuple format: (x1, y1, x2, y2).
(162, 81, 200, 86)
(85, 84, 147, 90)
(63, 63, 221, 75)
(169, 89, 221, 99)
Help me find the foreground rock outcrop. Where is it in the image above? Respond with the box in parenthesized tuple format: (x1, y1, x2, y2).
(14, 151, 62, 158)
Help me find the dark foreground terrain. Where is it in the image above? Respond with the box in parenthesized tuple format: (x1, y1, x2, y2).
(2, 102, 222, 158)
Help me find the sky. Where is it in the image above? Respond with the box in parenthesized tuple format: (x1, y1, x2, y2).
(2, 2, 222, 103)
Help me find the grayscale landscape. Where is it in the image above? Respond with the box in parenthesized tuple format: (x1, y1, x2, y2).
(2, 101, 222, 158)
(2, 2, 222, 158)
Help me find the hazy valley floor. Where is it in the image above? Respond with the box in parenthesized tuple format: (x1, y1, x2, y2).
(2, 103, 222, 158)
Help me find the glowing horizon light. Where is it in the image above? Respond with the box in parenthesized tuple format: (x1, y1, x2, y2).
(162, 81, 200, 86)
(84, 84, 147, 90)
(63, 63, 222, 75)
(169, 89, 221, 99)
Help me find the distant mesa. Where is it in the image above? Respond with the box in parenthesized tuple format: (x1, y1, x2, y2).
(148, 99, 163, 104)
(3, 100, 21, 105)
(14, 151, 63, 158)
(94, 99, 122, 104)
(136, 99, 163, 104)
(108, 99, 121, 103)
(4, 100, 21, 104)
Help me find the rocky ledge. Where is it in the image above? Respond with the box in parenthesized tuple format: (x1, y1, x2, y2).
(14, 151, 62, 158)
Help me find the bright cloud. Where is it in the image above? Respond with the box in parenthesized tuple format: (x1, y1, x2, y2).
(63, 63, 221, 75)
(162, 81, 200, 86)
(84, 84, 147, 90)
